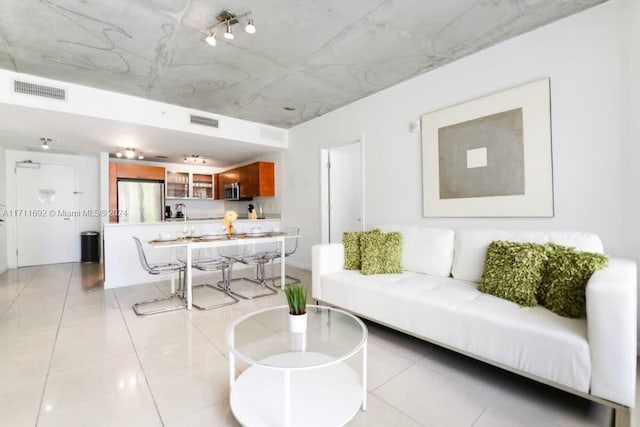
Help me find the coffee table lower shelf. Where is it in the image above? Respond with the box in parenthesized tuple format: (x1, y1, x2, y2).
(230, 352, 363, 427)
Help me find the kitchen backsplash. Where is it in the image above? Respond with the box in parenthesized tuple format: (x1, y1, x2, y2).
(166, 196, 281, 219)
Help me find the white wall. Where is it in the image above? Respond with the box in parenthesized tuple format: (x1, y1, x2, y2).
(622, 0, 640, 350)
(5, 150, 101, 268)
(285, 0, 631, 270)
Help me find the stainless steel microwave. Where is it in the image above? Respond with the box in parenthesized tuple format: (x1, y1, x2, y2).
(224, 182, 240, 200)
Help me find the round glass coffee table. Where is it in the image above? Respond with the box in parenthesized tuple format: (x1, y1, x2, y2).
(226, 305, 368, 427)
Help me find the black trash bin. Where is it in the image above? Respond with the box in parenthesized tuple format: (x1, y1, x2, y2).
(80, 231, 100, 263)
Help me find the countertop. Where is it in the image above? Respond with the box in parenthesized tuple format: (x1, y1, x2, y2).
(104, 216, 281, 227)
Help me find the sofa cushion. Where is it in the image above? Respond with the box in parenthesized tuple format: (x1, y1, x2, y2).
(320, 270, 590, 392)
(479, 241, 548, 306)
(541, 244, 609, 318)
(377, 225, 455, 277)
(360, 231, 403, 275)
(343, 231, 365, 270)
(452, 229, 604, 283)
(343, 229, 380, 270)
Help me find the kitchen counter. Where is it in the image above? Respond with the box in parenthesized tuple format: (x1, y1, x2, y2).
(102, 217, 282, 288)
(104, 216, 280, 227)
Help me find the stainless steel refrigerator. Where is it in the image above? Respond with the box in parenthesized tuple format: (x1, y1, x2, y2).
(117, 179, 164, 223)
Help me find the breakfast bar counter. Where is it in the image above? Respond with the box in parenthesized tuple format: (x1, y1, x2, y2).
(103, 218, 281, 289)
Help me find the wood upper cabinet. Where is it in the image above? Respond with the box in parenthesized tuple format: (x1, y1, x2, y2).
(214, 161, 275, 199)
(239, 162, 274, 198)
(115, 163, 165, 180)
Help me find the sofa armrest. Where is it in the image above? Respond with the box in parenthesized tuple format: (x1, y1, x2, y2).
(312, 243, 344, 301)
(587, 257, 637, 407)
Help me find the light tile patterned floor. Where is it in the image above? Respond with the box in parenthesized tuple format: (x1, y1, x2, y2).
(0, 263, 636, 426)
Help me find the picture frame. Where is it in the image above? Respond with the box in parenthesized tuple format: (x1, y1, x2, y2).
(421, 78, 553, 217)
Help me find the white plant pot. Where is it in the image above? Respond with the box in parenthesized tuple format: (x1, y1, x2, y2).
(289, 312, 307, 333)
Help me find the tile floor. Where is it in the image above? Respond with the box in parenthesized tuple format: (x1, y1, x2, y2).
(0, 262, 637, 426)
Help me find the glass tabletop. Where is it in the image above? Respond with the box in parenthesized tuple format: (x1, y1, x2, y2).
(226, 305, 367, 369)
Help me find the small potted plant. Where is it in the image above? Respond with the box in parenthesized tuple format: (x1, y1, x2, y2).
(284, 283, 307, 333)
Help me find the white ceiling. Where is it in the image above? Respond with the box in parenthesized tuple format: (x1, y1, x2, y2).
(0, 103, 280, 167)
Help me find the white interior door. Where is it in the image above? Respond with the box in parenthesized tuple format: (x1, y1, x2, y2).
(328, 141, 363, 243)
(16, 164, 77, 266)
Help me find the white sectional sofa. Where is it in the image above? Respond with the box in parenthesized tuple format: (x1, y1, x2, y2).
(312, 226, 637, 425)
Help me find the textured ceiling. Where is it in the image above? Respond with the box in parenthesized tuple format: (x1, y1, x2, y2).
(0, 0, 606, 128)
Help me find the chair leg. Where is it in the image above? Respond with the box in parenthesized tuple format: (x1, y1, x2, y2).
(192, 266, 240, 310)
(132, 270, 187, 316)
(263, 259, 300, 288)
(132, 294, 186, 316)
(217, 262, 278, 300)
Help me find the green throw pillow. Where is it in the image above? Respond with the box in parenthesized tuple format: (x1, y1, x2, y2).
(540, 243, 608, 318)
(479, 241, 548, 307)
(343, 231, 365, 270)
(360, 231, 403, 275)
(343, 229, 381, 270)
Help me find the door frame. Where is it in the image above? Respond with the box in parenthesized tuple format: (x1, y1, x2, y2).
(320, 136, 366, 244)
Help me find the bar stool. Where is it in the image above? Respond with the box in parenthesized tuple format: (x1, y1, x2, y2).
(132, 237, 186, 316)
(218, 244, 278, 300)
(191, 248, 240, 310)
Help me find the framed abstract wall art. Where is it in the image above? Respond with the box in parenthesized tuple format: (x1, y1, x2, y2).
(421, 78, 553, 217)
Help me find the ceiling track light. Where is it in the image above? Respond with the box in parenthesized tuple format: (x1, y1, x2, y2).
(204, 10, 255, 47)
(115, 147, 144, 160)
(40, 137, 51, 150)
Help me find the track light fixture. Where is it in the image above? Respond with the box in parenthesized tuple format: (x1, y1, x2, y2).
(183, 154, 207, 165)
(204, 10, 255, 47)
(115, 148, 144, 160)
(41, 137, 51, 150)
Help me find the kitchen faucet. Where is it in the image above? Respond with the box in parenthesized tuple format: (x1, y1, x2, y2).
(175, 203, 187, 221)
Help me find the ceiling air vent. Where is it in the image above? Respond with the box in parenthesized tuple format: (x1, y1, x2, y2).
(14, 80, 66, 101)
(190, 115, 219, 128)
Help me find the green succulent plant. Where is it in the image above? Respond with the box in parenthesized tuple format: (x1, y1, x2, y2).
(284, 283, 307, 315)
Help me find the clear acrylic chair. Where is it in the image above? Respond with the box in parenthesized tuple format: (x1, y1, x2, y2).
(263, 227, 301, 287)
(132, 237, 186, 316)
(218, 243, 278, 299)
(190, 248, 240, 310)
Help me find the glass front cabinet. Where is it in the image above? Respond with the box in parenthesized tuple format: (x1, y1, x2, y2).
(166, 171, 189, 198)
(191, 174, 214, 199)
(166, 171, 214, 199)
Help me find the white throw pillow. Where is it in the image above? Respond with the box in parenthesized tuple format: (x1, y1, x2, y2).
(377, 225, 455, 277)
(452, 229, 604, 283)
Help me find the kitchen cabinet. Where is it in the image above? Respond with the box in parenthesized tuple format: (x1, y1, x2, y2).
(192, 174, 214, 199)
(166, 171, 189, 198)
(166, 171, 215, 200)
(215, 161, 275, 200)
(115, 163, 165, 180)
